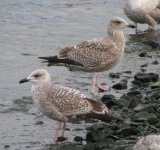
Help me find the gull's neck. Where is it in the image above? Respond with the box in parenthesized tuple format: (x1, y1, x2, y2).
(107, 28, 125, 43)
(31, 81, 51, 90)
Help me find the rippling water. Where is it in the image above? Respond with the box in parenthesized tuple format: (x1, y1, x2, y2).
(0, 0, 160, 149)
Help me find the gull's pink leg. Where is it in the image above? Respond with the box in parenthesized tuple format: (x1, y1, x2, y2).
(61, 122, 66, 137)
(54, 122, 62, 144)
(96, 73, 109, 92)
(92, 73, 98, 94)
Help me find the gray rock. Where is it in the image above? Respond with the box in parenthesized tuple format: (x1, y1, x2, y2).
(134, 73, 159, 83)
(139, 52, 147, 57)
(133, 112, 158, 124)
(133, 104, 155, 113)
(57, 136, 67, 142)
(152, 60, 159, 65)
(116, 126, 139, 136)
(112, 79, 128, 90)
(140, 63, 148, 68)
(127, 91, 142, 97)
(74, 136, 83, 142)
(101, 94, 117, 108)
(109, 72, 121, 79)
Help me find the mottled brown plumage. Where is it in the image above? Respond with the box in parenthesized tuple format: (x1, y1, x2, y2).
(124, 0, 160, 33)
(39, 17, 135, 94)
(133, 134, 160, 150)
(19, 69, 122, 142)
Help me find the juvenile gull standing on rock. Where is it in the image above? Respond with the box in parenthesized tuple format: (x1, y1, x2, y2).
(19, 69, 121, 143)
(124, 0, 160, 33)
(39, 17, 135, 95)
(133, 134, 160, 150)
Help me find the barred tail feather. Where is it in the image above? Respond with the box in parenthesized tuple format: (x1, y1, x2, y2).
(38, 56, 83, 66)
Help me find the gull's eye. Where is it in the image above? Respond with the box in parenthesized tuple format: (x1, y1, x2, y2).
(34, 74, 41, 78)
(115, 21, 121, 24)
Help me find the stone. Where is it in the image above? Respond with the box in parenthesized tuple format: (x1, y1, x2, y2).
(109, 72, 121, 79)
(139, 52, 147, 57)
(57, 136, 67, 142)
(145, 88, 160, 102)
(86, 123, 114, 142)
(101, 94, 117, 108)
(112, 79, 127, 90)
(74, 136, 83, 142)
(127, 90, 142, 97)
(152, 60, 159, 65)
(4, 145, 10, 148)
(128, 98, 141, 109)
(133, 104, 155, 113)
(116, 126, 139, 136)
(133, 112, 158, 124)
(140, 63, 148, 68)
(142, 40, 160, 49)
(122, 70, 132, 74)
(134, 73, 159, 83)
(151, 82, 160, 89)
(35, 120, 44, 125)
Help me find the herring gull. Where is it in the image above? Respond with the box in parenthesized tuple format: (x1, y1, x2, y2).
(19, 69, 122, 143)
(133, 134, 160, 150)
(124, 0, 160, 33)
(39, 17, 135, 95)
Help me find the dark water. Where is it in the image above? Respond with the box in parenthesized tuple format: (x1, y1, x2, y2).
(0, 0, 160, 149)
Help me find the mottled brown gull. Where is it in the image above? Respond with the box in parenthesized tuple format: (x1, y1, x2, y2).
(39, 17, 135, 95)
(124, 0, 160, 33)
(19, 69, 122, 143)
(133, 134, 160, 150)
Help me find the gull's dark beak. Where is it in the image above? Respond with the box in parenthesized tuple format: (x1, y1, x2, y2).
(127, 24, 136, 28)
(19, 78, 29, 84)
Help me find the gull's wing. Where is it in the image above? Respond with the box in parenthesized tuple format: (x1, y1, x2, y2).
(47, 85, 108, 116)
(58, 38, 117, 68)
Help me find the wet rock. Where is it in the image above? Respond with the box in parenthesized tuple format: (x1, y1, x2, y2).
(145, 88, 160, 102)
(74, 136, 83, 142)
(4, 145, 10, 148)
(112, 79, 127, 90)
(127, 90, 142, 97)
(116, 126, 139, 136)
(35, 120, 44, 125)
(57, 136, 67, 142)
(109, 72, 121, 79)
(133, 112, 158, 124)
(134, 73, 159, 83)
(140, 68, 147, 73)
(101, 94, 117, 108)
(128, 98, 141, 109)
(139, 52, 147, 57)
(142, 40, 160, 49)
(122, 70, 132, 74)
(151, 82, 160, 89)
(118, 95, 130, 108)
(152, 60, 159, 65)
(133, 104, 155, 113)
(140, 63, 148, 68)
(86, 123, 114, 142)
(132, 79, 144, 87)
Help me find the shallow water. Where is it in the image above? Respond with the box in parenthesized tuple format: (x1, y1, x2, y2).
(0, 0, 160, 149)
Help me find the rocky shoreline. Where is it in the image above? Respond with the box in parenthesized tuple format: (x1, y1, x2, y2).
(44, 71, 160, 150)
(2, 34, 160, 150)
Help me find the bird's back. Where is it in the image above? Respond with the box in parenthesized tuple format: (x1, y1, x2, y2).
(31, 83, 108, 121)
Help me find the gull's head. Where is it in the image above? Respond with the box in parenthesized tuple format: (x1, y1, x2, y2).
(19, 69, 50, 85)
(107, 17, 135, 32)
